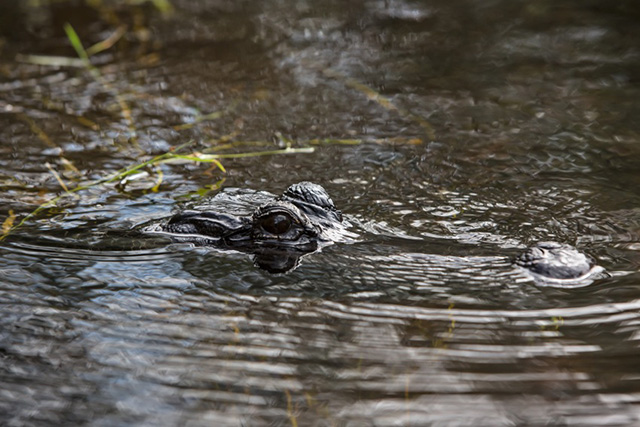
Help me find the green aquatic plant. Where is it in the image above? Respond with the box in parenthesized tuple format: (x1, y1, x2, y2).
(0, 141, 318, 239)
(1, 17, 323, 238)
(7, 12, 424, 239)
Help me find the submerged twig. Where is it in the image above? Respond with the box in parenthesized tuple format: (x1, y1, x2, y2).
(18, 113, 80, 174)
(15, 54, 85, 68)
(86, 25, 127, 57)
(173, 110, 224, 131)
(285, 390, 298, 427)
(173, 100, 240, 131)
(323, 68, 436, 141)
(1, 210, 15, 237)
(45, 163, 72, 194)
(63, 23, 137, 139)
(123, 0, 174, 15)
(18, 113, 57, 149)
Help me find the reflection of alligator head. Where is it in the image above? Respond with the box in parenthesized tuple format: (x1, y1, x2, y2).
(154, 182, 352, 273)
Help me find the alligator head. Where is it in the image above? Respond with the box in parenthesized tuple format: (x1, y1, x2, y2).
(157, 182, 348, 273)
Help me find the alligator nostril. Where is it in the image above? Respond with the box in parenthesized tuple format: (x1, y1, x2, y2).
(260, 213, 292, 235)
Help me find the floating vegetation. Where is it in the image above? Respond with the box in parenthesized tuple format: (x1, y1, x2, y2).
(0, 141, 321, 239)
(309, 137, 423, 146)
(192, 146, 314, 160)
(1, 16, 326, 238)
(3, 2, 426, 241)
(200, 137, 422, 154)
(16, 25, 127, 68)
(1, 142, 192, 239)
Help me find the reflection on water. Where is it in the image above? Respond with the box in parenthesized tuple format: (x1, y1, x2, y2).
(2, 0, 640, 425)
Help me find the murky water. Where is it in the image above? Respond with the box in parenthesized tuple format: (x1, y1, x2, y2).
(2, 0, 640, 425)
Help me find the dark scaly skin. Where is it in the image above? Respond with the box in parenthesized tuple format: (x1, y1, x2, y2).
(159, 182, 341, 273)
(515, 242, 596, 280)
(163, 182, 332, 246)
(164, 211, 249, 239)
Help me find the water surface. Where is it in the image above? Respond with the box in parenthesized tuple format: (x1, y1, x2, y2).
(1, 1, 640, 425)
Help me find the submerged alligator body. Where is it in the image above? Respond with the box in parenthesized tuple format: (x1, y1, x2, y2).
(151, 182, 354, 273)
(150, 181, 602, 281)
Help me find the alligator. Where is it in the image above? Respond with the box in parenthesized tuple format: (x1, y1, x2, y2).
(149, 181, 355, 273)
(149, 181, 602, 280)
(515, 241, 603, 283)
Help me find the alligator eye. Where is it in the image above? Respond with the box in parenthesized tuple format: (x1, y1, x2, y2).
(260, 213, 293, 235)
